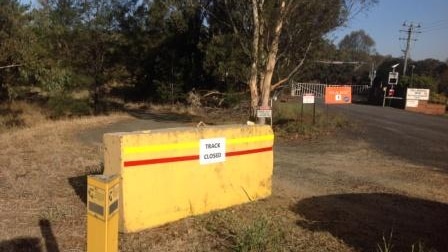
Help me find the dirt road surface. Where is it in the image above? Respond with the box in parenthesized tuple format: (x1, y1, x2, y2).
(1, 105, 447, 251)
(330, 103, 448, 170)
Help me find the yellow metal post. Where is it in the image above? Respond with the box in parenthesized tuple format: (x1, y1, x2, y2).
(87, 174, 120, 252)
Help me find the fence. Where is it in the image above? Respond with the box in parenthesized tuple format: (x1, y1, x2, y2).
(290, 82, 370, 97)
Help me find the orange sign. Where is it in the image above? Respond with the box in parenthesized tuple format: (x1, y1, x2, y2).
(325, 86, 352, 104)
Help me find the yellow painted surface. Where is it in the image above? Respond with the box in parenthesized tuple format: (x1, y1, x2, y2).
(87, 175, 120, 252)
(103, 125, 274, 233)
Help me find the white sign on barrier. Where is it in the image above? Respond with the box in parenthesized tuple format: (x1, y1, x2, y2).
(303, 94, 315, 104)
(406, 88, 430, 100)
(199, 138, 226, 165)
(406, 99, 419, 107)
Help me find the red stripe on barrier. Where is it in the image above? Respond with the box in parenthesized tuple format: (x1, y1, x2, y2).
(123, 146, 272, 167)
(226, 147, 273, 157)
(124, 155, 199, 167)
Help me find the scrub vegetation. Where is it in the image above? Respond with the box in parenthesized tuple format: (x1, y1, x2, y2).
(1, 110, 447, 251)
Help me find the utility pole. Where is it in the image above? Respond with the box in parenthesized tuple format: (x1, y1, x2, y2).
(369, 62, 376, 86)
(400, 22, 421, 76)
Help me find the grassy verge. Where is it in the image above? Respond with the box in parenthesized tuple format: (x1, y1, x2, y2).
(272, 101, 350, 140)
(200, 211, 286, 252)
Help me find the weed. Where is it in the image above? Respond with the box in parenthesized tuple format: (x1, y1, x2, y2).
(377, 230, 394, 252)
(233, 216, 284, 252)
(201, 211, 285, 252)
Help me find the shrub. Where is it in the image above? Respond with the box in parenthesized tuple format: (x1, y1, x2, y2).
(47, 95, 91, 118)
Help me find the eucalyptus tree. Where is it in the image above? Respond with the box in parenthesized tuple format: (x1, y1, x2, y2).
(208, 0, 377, 122)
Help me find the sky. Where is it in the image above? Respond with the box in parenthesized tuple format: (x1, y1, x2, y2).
(331, 0, 448, 61)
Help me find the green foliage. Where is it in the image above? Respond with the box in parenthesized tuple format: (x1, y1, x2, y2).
(0, 0, 31, 101)
(201, 211, 285, 252)
(339, 30, 376, 56)
(222, 92, 247, 108)
(153, 80, 185, 103)
(234, 216, 284, 252)
(399, 75, 438, 92)
(47, 94, 91, 118)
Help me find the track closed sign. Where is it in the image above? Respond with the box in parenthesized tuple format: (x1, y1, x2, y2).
(200, 138, 226, 165)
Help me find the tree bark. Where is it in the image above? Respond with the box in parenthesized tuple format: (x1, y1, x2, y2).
(258, 0, 285, 124)
(248, 0, 261, 119)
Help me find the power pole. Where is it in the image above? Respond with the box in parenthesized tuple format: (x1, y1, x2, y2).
(400, 22, 421, 76)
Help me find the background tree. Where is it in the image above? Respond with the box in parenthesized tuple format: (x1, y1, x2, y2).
(208, 0, 377, 122)
(0, 0, 30, 103)
(338, 29, 375, 60)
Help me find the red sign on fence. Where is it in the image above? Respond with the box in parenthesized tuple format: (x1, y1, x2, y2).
(325, 86, 352, 104)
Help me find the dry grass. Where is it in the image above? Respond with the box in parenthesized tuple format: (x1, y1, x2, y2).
(0, 109, 350, 251)
(0, 113, 130, 251)
(0, 101, 48, 133)
(1, 106, 447, 251)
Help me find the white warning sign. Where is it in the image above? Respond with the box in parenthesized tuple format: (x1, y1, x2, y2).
(199, 138, 226, 165)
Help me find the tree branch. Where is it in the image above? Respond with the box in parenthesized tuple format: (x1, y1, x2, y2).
(270, 41, 312, 91)
(0, 64, 23, 70)
(224, 0, 251, 57)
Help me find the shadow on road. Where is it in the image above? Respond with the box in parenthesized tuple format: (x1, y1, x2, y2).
(127, 109, 199, 123)
(77, 109, 193, 146)
(0, 219, 60, 252)
(293, 193, 448, 251)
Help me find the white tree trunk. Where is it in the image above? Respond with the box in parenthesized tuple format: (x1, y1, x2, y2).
(248, 0, 261, 119)
(258, 0, 285, 124)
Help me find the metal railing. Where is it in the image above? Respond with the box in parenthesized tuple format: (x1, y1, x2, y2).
(290, 82, 326, 97)
(290, 82, 371, 97)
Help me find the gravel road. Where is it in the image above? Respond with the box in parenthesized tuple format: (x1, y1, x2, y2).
(329, 103, 448, 170)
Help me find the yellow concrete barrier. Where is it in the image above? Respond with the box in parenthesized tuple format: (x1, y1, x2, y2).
(103, 124, 274, 233)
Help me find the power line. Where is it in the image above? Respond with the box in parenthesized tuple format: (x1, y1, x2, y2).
(418, 19, 448, 33)
(420, 25, 448, 33)
(399, 22, 421, 76)
(422, 18, 448, 27)
(421, 23, 448, 30)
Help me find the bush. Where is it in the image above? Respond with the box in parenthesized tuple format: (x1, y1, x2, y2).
(47, 95, 91, 118)
(223, 92, 247, 108)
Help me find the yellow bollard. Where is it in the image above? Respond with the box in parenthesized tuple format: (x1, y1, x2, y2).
(87, 174, 120, 252)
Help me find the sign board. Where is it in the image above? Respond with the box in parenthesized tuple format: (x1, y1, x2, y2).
(87, 185, 106, 220)
(108, 183, 119, 218)
(325, 86, 352, 104)
(303, 94, 315, 104)
(388, 72, 399, 85)
(405, 99, 419, 107)
(406, 88, 430, 100)
(256, 108, 272, 118)
(199, 138, 226, 165)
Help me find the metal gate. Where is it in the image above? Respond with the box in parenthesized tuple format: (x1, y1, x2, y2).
(290, 82, 370, 97)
